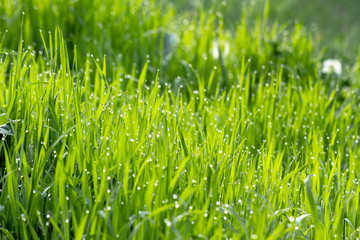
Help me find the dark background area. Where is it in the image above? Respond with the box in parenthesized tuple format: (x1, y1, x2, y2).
(1, 0, 359, 65)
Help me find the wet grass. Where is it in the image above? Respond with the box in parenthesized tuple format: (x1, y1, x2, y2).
(0, 0, 360, 239)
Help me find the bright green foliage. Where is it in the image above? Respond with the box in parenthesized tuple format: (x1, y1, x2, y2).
(0, 0, 360, 239)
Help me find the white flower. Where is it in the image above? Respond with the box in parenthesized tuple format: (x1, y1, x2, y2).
(322, 59, 342, 75)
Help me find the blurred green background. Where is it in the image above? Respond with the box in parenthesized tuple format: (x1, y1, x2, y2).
(172, 0, 360, 63)
(0, 0, 359, 66)
(266, 0, 360, 63)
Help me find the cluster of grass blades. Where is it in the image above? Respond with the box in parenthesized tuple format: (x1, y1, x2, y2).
(0, 0, 320, 91)
(0, 0, 360, 239)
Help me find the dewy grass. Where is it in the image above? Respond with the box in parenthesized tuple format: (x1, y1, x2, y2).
(0, 0, 360, 239)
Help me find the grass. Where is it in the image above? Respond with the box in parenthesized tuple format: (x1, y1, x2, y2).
(0, 0, 360, 239)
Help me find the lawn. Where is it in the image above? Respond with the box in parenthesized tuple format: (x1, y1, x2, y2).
(0, 0, 360, 239)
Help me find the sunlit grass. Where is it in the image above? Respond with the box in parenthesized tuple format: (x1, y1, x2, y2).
(0, 0, 360, 239)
